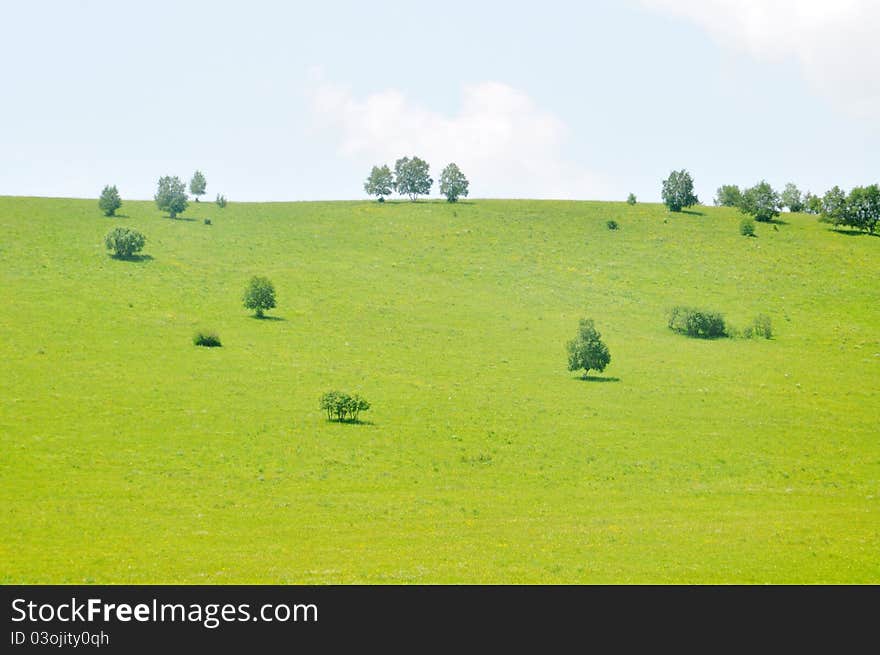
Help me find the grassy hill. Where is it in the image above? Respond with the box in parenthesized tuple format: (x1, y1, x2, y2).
(0, 196, 877, 583)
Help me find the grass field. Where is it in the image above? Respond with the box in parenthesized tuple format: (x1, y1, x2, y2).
(1, 196, 877, 583)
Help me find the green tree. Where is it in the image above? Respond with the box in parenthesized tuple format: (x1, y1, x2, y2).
(740, 180, 780, 222)
(190, 170, 207, 202)
(841, 185, 880, 233)
(104, 227, 146, 258)
(364, 164, 394, 202)
(154, 176, 188, 218)
(394, 156, 432, 201)
(626, 193, 637, 205)
(780, 183, 804, 213)
(714, 184, 742, 207)
(661, 169, 699, 212)
(821, 186, 847, 223)
(98, 184, 122, 217)
(320, 391, 371, 422)
(566, 318, 611, 378)
(439, 163, 469, 202)
(739, 217, 755, 237)
(803, 191, 822, 215)
(243, 276, 276, 318)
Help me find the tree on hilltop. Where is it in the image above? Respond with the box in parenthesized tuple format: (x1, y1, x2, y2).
(99, 184, 122, 216)
(155, 176, 188, 218)
(364, 165, 394, 202)
(661, 170, 699, 212)
(439, 163, 469, 203)
(190, 170, 207, 202)
(394, 156, 432, 201)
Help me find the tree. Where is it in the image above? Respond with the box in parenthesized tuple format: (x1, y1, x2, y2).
(841, 184, 880, 233)
(105, 227, 146, 258)
(190, 170, 207, 202)
(626, 193, 637, 205)
(820, 186, 847, 223)
(661, 169, 699, 212)
(155, 176, 188, 218)
(320, 391, 371, 422)
(780, 183, 804, 213)
(714, 184, 742, 207)
(394, 156, 432, 201)
(243, 276, 276, 318)
(364, 165, 394, 202)
(566, 318, 611, 378)
(739, 180, 780, 222)
(439, 163, 469, 202)
(98, 184, 122, 216)
(803, 192, 822, 215)
(215, 194, 227, 208)
(739, 218, 755, 237)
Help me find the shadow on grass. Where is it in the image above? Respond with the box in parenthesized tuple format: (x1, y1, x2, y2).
(576, 375, 621, 383)
(249, 314, 286, 321)
(679, 209, 705, 216)
(108, 254, 153, 263)
(166, 215, 199, 222)
(326, 419, 376, 426)
(108, 214, 129, 219)
(831, 228, 879, 238)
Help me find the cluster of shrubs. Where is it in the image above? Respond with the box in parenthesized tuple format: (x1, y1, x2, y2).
(319, 391, 371, 423)
(104, 226, 146, 258)
(667, 306, 772, 340)
(667, 306, 727, 339)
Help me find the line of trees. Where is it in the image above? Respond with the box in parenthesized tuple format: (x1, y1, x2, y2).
(98, 171, 228, 219)
(715, 180, 879, 232)
(364, 157, 469, 203)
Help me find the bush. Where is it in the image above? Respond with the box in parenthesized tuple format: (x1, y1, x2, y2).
(104, 227, 146, 258)
(626, 193, 637, 205)
(204, 218, 212, 225)
(243, 276, 276, 317)
(193, 330, 222, 347)
(566, 318, 611, 377)
(606, 219, 619, 230)
(98, 184, 122, 216)
(667, 306, 727, 339)
(320, 391, 371, 422)
(739, 218, 755, 237)
(744, 314, 772, 340)
(216, 194, 227, 208)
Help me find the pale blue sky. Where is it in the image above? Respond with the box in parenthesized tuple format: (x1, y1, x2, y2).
(1, 0, 877, 202)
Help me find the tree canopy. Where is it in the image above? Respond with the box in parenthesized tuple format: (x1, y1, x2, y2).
(661, 170, 699, 212)
(439, 163, 469, 203)
(566, 319, 611, 378)
(155, 176, 188, 218)
(394, 156, 433, 201)
(364, 165, 394, 201)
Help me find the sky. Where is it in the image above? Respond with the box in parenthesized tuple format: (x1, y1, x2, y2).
(1, 0, 878, 203)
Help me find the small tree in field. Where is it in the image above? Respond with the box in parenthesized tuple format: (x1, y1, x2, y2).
(364, 165, 394, 202)
(626, 193, 637, 205)
(439, 163, 469, 202)
(780, 182, 804, 213)
(661, 169, 699, 212)
(99, 184, 122, 216)
(566, 318, 611, 378)
(243, 276, 276, 318)
(394, 156, 432, 201)
(190, 170, 207, 202)
(320, 391, 371, 422)
(715, 185, 742, 207)
(155, 176, 188, 218)
(105, 227, 146, 258)
(740, 180, 780, 222)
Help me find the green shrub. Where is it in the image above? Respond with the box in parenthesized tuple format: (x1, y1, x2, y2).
(204, 218, 212, 225)
(215, 194, 227, 208)
(739, 218, 755, 237)
(320, 391, 371, 422)
(193, 330, 222, 347)
(104, 227, 146, 258)
(744, 314, 772, 339)
(626, 193, 637, 205)
(668, 306, 727, 339)
(606, 219, 619, 230)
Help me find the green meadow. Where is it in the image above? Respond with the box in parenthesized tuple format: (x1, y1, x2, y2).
(0, 196, 877, 583)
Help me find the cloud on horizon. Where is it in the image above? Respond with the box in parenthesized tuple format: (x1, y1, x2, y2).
(641, 0, 880, 121)
(308, 77, 609, 199)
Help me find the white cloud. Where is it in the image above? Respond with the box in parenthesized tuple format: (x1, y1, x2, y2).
(308, 79, 608, 199)
(641, 0, 880, 119)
